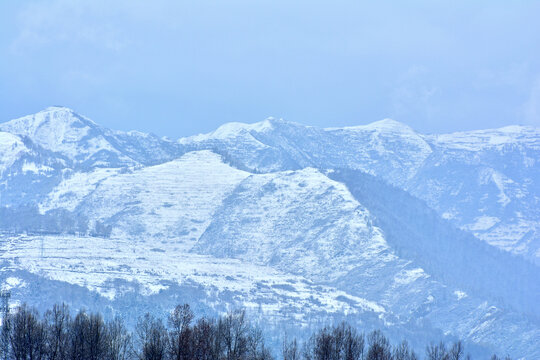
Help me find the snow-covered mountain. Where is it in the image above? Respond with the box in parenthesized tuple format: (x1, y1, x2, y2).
(0, 107, 539, 358)
(0, 106, 182, 169)
(180, 117, 540, 265)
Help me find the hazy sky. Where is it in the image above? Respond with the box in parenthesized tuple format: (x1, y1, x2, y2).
(1, 0, 540, 138)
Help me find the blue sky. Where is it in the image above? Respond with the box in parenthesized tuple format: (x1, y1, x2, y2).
(1, 0, 539, 138)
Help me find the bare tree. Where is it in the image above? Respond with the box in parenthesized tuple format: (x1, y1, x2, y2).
(393, 340, 418, 360)
(312, 326, 334, 360)
(282, 337, 300, 360)
(219, 309, 249, 360)
(0, 302, 514, 360)
(10, 304, 46, 360)
(246, 326, 273, 360)
(167, 304, 193, 360)
(0, 291, 11, 360)
(302, 322, 363, 360)
(337, 322, 364, 360)
(366, 330, 392, 360)
(105, 317, 132, 360)
(448, 341, 464, 360)
(134, 313, 167, 360)
(426, 341, 449, 360)
(69, 310, 108, 360)
(490, 356, 512, 360)
(192, 318, 218, 360)
(86, 313, 107, 360)
(70, 310, 88, 360)
(43, 303, 71, 360)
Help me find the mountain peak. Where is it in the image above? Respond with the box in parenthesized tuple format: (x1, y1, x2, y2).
(1, 106, 99, 131)
(34, 106, 95, 123)
(430, 124, 540, 151)
(360, 118, 416, 133)
(213, 118, 274, 137)
(43, 105, 75, 112)
(179, 118, 276, 143)
(1, 106, 98, 137)
(0, 107, 112, 162)
(324, 118, 416, 134)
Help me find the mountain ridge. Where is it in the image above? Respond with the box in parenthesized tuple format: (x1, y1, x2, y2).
(2, 107, 539, 263)
(1, 107, 539, 358)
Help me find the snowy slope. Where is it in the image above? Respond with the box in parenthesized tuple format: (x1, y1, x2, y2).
(0, 132, 28, 175)
(195, 168, 389, 282)
(428, 125, 540, 151)
(0, 107, 182, 169)
(0, 130, 68, 207)
(180, 118, 432, 184)
(0, 107, 131, 167)
(72, 151, 249, 240)
(408, 126, 540, 264)
(180, 118, 540, 263)
(195, 167, 540, 357)
(3, 160, 539, 357)
(1, 108, 540, 358)
(0, 234, 383, 315)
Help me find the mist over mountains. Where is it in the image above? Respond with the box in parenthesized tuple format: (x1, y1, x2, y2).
(0, 107, 539, 358)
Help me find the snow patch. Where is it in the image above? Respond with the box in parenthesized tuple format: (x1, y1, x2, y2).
(2, 277, 26, 291)
(464, 216, 500, 231)
(331, 118, 416, 134)
(40, 168, 120, 213)
(454, 290, 468, 300)
(76, 150, 250, 241)
(0, 132, 27, 174)
(22, 161, 53, 174)
(394, 268, 426, 285)
(479, 169, 512, 206)
(431, 125, 540, 151)
(180, 118, 274, 143)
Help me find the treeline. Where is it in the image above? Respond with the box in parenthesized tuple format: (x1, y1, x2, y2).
(0, 205, 112, 237)
(0, 303, 512, 360)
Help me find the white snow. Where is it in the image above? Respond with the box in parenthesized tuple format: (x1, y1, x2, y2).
(1, 107, 539, 357)
(393, 268, 427, 285)
(76, 150, 250, 241)
(441, 210, 457, 220)
(2, 277, 26, 291)
(478, 168, 513, 206)
(0, 107, 91, 155)
(0, 234, 384, 315)
(195, 167, 396, 282)
(40, 168, 120, 213)
(454, 290, 468, 300)
(179, 118, 274, 143)
(463, 216, 500, 232)
(490, 171, 511, 206)
(0, 107, 135, 165)
(474, 219, 537, 256)
(0, 132, 28, 175)
(328, 118, 417, 134)
(430, 125, 540, 151)
(21, 161, 54, 174)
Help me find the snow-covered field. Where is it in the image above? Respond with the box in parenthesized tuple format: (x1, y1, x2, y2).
(0, 234, 383, 316)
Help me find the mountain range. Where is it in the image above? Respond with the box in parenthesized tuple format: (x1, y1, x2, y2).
(0, 107, 539, 358)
